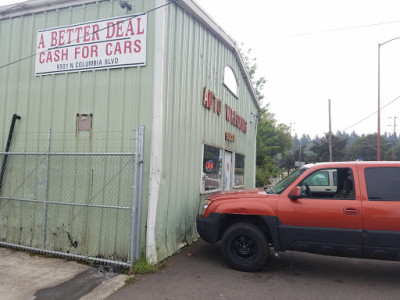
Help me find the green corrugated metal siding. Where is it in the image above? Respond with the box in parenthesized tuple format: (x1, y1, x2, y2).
(0, 0, 155, 256)
(155, 3, 259, 260)
(0, 0, 154, 153)
(0, 0, 258, 262)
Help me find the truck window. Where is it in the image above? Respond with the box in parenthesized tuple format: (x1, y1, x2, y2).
(304, 170, 329, 186)
(300, 168, 354, 199)
(365, 167, 400, 201)
(268, 168, 307, 194)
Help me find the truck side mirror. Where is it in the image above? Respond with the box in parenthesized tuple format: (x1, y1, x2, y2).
(288, 186, 302, 201)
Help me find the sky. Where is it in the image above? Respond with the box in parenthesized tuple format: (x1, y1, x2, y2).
(194, 0, 400, 138)
(2, 0, 400, 137)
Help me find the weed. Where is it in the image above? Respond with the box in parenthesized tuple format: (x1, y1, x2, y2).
(123, 255, 164, 284)
(131, 255, 161, 275)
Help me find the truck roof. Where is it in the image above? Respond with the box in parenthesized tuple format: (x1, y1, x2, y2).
(303, 161, 400, 169)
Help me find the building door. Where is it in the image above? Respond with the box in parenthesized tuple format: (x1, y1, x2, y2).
(224, 151, 232, 191)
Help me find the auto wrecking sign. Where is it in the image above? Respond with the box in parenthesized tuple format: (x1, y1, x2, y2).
(35, 14, 147, 76)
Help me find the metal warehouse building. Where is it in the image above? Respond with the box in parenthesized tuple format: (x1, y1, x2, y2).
(0, 0, 259, 267)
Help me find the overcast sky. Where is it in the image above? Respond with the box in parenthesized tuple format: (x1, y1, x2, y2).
(2, 0, 400, 137)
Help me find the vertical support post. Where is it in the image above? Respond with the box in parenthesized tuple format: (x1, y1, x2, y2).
(328, 99, 333, 162)
(42, 129, 51, 249)
(129, 126, 145, 266)
(377, 43, 381, 161)
(0, 114, 21, 194)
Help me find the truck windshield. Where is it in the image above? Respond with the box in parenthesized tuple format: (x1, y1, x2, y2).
(267, 168, 307, 194)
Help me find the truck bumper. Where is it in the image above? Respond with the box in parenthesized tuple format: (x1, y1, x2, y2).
(196, 213, 224, 244)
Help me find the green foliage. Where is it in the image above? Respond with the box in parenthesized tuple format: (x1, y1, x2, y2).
(345, 133, 391, 161)
(291, 132, 397, 164)
(240, 45, 266, 101)
(279, 152, 296, 175)
(256, 166, 270, 187)
(129, 255, 161, 276)
(310, 134, 348, 162)
(256, 107, 293, 186)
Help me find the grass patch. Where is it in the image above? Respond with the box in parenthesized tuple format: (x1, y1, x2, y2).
(131, 255, 161, 275)
(123, 255, 164, 284)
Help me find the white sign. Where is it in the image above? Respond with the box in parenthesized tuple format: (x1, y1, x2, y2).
(35, 14, 147, 76)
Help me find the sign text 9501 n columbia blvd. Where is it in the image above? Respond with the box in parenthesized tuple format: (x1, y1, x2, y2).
(35, 14, 147, 76)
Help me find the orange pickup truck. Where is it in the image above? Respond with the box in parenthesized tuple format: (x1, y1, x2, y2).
(196, 162, 400, 271)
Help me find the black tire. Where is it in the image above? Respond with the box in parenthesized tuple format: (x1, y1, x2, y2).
(221, 222, 269, 272)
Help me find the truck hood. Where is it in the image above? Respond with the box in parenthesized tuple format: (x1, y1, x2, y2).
(204, 188, 278, 216)
(206, 188, 267, 201)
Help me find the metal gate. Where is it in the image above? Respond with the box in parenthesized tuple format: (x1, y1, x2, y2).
(0, 126, 145, 268)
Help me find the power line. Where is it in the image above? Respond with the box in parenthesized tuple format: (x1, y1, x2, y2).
(291, 19, 400, 37)
(343, 95, 400, 132)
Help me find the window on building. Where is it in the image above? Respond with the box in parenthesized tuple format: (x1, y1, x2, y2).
(234, 153, 245, 187)
(202, 145, 222, 192)
(223, 66, 238, 97)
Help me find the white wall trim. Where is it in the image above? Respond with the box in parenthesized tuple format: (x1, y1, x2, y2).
(146, 0, 166, 263)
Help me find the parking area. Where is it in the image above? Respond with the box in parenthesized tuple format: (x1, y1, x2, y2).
(109, 240, 400, 300)
(2, 240, 400, 300)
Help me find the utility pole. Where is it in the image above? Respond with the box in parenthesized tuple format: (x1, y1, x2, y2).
(388, 116, 397, 160)
(328, 99, 333, 162)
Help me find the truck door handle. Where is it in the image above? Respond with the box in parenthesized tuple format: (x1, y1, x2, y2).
(343, 207, 360, 215)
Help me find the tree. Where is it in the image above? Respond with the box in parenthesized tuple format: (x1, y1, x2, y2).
(240, 45, 266, 102)
(346, 134, 391, 161)
(255, 108, 292, 186)
(310, 134, 348, 162)
(279, 152, 296, 175)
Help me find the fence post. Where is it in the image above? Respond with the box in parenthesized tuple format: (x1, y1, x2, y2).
(130, 126, 145, 265)
(42, 129, 51, 249)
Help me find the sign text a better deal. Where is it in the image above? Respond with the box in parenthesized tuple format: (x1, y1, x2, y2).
(35, 14, 147, 76)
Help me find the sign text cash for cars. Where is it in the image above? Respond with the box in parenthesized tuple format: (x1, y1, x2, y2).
(35, 14, 147, 76)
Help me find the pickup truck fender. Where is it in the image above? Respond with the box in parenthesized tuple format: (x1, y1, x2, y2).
(197, 196, 282, 249)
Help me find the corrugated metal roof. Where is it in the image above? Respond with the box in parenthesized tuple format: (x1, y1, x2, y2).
(0, 0, 260, 108)
(0, 0, 96, 16)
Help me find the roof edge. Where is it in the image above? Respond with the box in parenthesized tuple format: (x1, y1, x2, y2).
(0, 0, 97, 18)
(175, 0, 260, 109)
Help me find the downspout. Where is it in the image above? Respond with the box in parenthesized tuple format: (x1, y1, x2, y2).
(254, 113, 258, 187)
(146, 0, 167, 263)
(0, 114, 21, 194)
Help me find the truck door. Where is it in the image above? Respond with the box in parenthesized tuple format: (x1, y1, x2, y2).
(277, 167, 363, 257)
(359, 165, 400, 259)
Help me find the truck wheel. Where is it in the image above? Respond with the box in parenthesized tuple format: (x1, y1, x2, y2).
(221, 222, 269, 272)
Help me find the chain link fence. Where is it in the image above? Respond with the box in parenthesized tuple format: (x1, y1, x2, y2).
(0, 126, 145, 268)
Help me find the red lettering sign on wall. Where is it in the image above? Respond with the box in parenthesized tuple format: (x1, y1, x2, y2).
(203, 87, 221, 115)
(35, 14, 147, 76)
(225, 104, 247, 133)
(202, 87, 247, 134)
